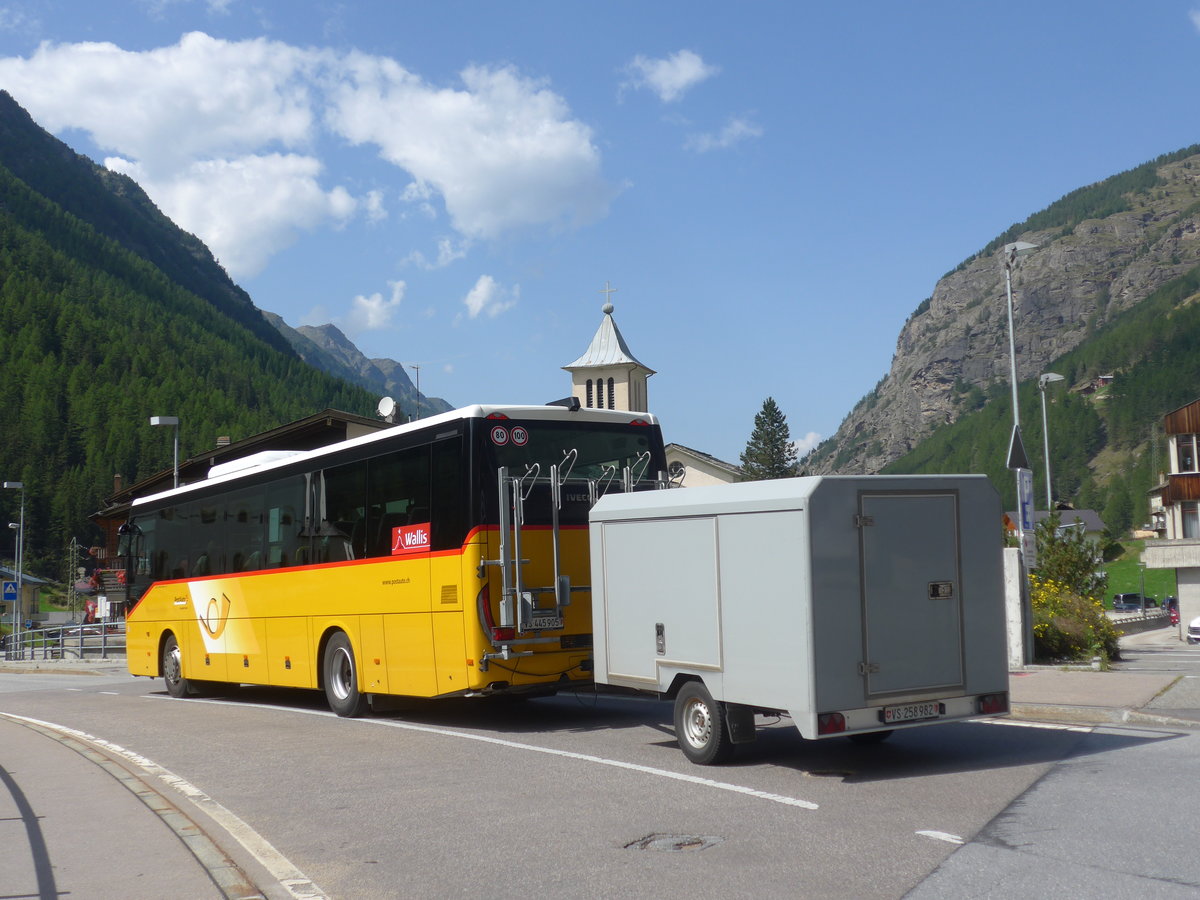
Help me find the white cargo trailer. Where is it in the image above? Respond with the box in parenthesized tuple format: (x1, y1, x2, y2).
(589, 475, 1009, 764)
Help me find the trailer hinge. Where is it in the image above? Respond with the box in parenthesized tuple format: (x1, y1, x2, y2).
(854, 514, 874, 528)
(858, 661, 880, 676)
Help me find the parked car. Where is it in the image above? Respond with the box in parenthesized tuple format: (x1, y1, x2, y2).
(1189, 616, 1200, 645)
(1112, 593, 1147, 611)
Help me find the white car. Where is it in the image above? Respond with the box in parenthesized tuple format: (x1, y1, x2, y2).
(1189, 616, 1200, 645)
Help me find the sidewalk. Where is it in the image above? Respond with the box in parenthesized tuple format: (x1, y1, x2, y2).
(0, 714, 247, 899)
(1009, 626, 1200, 728)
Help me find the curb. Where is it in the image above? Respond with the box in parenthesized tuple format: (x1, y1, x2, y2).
(1011, 702, 1200, 730)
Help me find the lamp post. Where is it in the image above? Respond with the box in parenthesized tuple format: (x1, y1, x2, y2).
(3, 481, 24, 642)
(1039, 372, 1065, 509)
(150, 416, 181, 488)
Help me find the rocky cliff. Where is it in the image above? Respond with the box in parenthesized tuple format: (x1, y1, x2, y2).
(809, 149, 1200, 474)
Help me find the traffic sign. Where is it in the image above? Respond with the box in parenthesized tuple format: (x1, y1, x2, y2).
(2, 581, 15, 603)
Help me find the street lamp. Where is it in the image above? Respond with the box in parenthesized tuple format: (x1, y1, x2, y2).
(3, 481, 24, 642)
(150, 416, 181, 488)
(1039, 372, 1065, 508)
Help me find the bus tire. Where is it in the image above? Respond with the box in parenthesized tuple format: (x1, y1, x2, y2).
(162, 634, 192, 699)
(324, 632, 369, 717)
(674, 680, 734, 766)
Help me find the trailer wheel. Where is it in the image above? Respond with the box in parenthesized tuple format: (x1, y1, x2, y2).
(324, 632, 369, 717)
(674, 681, 734, 765)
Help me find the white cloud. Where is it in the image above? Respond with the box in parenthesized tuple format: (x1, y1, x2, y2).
(461, 274, 518, 320)
(0, 33, 614, 279)
(343, 279, 406, 334)
(623, 49, 718, 103)
(106, 153, 355, 277)
(793, 432, 822, 458)
(686, 116, 763, 153)
(1191, 10, 1200, 32)
(328, 57, 614, 240)
(363, 189, 387, 223)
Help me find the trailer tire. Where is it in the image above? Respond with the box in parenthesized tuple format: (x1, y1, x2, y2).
(324, 632, 369, 717)
(674, 681, 734, 765)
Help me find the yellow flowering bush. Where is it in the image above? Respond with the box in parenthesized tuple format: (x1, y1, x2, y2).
(1029, 574, 1121, 662)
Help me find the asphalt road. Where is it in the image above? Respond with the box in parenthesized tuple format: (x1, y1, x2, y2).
(0, 668, 1197, 899)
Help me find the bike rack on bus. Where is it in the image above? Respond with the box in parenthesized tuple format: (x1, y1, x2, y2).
(481, 451, 672, 667)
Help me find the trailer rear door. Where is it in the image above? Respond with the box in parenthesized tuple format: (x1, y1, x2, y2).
(860, 492, 964, 696)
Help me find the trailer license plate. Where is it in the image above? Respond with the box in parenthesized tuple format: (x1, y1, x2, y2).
(529, 615, 563, 630)
(882, 701, 942, 724)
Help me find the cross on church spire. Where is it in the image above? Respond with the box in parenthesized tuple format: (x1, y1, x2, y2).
(599, 280, 617, 314)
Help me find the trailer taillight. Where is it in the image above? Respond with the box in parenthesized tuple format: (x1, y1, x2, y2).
(485, 412, 510, 420)
(817, 712, 846, 735)
(978, 693, 1009, 715)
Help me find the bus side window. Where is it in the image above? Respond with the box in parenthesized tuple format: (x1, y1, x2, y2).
(431, 437, 465, 551)
(320, 461, 367, 562)
(366, 445, 430, 557)
(266, 475, 306, 568)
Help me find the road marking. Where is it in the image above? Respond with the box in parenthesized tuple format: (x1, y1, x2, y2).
(980, 718, 1093, 733)
(916, 830, 963, 845)
(0, 712, 326, 900)
(168, 696, 820, 811)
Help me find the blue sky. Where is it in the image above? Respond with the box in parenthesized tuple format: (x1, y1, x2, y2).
(1, 1, 1199, 464)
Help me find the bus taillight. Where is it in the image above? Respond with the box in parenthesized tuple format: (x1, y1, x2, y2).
(477, 583, 514, 642)
(485, 412, 510, 420)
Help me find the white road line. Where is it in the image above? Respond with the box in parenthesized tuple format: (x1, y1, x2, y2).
(980, 718, 1093, 733)
(916, 830, 964, 845)
(164, 695, 821, 811)
(0, 712, 326, 900)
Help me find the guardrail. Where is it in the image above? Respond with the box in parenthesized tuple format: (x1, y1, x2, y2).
(1106, 610, 1170, 635)
(2, 622, 126, 661)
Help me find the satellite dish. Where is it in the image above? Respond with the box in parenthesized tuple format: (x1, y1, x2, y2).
(377, 396, 396, 423)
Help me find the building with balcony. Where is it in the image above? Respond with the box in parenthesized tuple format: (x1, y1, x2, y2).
(1142, 397, 1200, 627)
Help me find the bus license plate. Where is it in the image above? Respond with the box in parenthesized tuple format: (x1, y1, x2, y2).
(882, 701, 942, 724)
(529, 615, 563, 630)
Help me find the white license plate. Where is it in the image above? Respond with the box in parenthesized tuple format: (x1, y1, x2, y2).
(528, 615, 563, 630)
(882, 701, 942, 724)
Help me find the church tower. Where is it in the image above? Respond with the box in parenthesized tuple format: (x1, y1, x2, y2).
(562, 286, 655, 413)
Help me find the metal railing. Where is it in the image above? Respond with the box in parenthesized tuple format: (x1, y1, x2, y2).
(2, 621, 126, 661)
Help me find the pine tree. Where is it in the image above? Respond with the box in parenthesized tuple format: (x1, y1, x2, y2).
(740, 397, 800, 480)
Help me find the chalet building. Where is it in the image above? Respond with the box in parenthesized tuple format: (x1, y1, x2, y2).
(563, 293, 741, 486)
(1143, 397, 1200, 627)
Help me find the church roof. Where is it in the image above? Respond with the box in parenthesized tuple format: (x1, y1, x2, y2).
(562, 303, 655, 373)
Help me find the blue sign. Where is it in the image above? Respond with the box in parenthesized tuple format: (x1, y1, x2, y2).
(2, 581, 15, 602)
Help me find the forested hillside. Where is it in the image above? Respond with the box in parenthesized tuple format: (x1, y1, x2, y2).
(885, 264, 1200, 531)
(0, 115, 376, 576)
(811, 144, 1200, 480)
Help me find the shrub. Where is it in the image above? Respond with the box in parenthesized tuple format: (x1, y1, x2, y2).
(1029, 574, 1121, 663)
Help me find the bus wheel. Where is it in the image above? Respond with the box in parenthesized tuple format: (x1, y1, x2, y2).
(674, 681, 734, 766)
(162, 634, 191, 699)
(324, 632, 369, 718)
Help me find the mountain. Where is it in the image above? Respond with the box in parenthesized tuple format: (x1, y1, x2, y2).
(0, 90, 292, 357)
(0, 92, 379, 570)
(810, 145, 1200, 477)
(262, 313, 451, 419)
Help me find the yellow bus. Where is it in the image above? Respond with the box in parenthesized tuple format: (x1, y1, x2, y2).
(122, 403, 668, 715)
